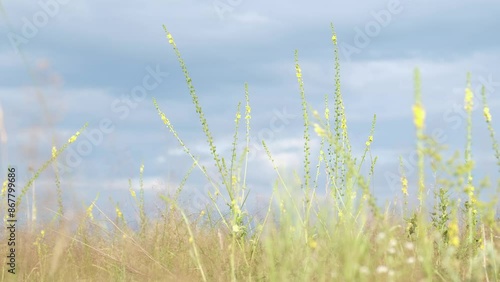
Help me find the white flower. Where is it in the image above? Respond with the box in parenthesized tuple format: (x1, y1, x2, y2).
(376, 265, 389, 274)
(404, 242, 414, 250)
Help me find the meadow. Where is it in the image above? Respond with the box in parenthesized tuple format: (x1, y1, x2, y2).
(1, 24, 499, 281)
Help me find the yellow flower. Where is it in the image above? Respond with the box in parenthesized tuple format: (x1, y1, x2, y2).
(86, 204, 94, 221)
(115, 207, 123, 218)
(464, 87, 474, 112)
(129, 189, 136, 199)
(341, 117, 347, 130)
(412, 103, 425, 130)
(325, 108, 330, 119)
(245, 105, 251, 120)
(52, 146, 57, 159)
(167, 33, 174, 45)
(140, 164, 144, 174)
(401, 176, 408, 196)
(295, 65, 302, 79)
(313, 123, 327, 137)
(365, 135, 373, 147)
(313, 110, 320, 119)
(331, 34, 337, 44)
(484, 106, 492, 122)
(308, 239, 318, 249)
(160, 112, 170, 125)
(68, 131, 81, 143)
(448, 220, 460, 247)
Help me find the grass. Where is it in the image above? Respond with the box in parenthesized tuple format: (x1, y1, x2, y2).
(1, 24, 499, 281)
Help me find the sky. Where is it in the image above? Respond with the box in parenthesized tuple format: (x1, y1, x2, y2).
(1, 0, 500, 222)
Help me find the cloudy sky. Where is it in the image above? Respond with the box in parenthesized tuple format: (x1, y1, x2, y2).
(1, 0, 499, 219)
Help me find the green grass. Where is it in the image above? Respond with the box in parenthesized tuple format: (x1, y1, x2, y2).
(1, 24, 499, 281)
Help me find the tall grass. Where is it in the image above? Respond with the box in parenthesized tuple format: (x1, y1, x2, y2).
(0, 25, 499, 281)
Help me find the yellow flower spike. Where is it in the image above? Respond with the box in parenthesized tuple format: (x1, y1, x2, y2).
(484, 106, 492, 122)
(167, 33, 174, 45)
(115, 207, 123, 218)
(412, 103, 426, 130)
(86, 204, 94, 221)
(51, 146, 57, 159)
(160, 112, 170, 125)
(245, 104, 251, 120)
(365, 135, 373, 147)
(68, 131, 81, 143)
(325, 108, 330, 120)
(464, 87, 474, 112)
(331, 34, 337, 44)
(140, 164, 144, 174)
(341, 117, 347, 130)
(129, 188, 136, 199)
(401, 176, 408, 196)
(448, 220, 460, 247)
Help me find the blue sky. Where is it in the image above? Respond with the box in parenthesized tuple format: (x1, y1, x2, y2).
(1, 0, 500, 219)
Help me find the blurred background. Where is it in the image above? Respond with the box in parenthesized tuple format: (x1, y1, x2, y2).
(1, 0, 499, 224)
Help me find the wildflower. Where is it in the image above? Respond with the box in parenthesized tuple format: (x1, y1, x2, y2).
(86, 203, 94, 221)
(295, 65, 302, 79)
(115, 207, 123, 218)
(129, 188, 136, 198)
(401, 176, 408, 196)
(313, 123, 327, 137)
(365, 135, 373, 147)
(376, 232, 386, 241)
(359, 266, 369, 274)
(245, 104, 251, 120)
(325, 108, 330, 120)
(404, 242, 414, 250)
(308, 239, 318, 249)
(313, 110, 320, 119)
(412, 103, 425, 130)
(160, 112, 170, 125)
(464, 87, 474, 112)
(52, 146, 57, 159)
(484, 106, 492, 122)
(167, 33, 174, 45)
(464, 184, 475, 196)
(448, 220, 460, 247)
(232, 225, 240, 233)
(68, 131, 81, 143)
(389, 238, 397, 247)
(331, 34, 337, 44)
(341, 117, 347, 130)
(376, 265, 389, 274)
